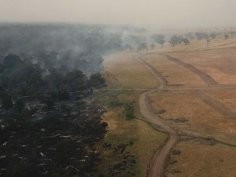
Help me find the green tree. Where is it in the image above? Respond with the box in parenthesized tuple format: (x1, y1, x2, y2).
(152, 34, 166, 47)
(210, 32, 217, 39)
(182, 38, 190, 45)
(169, 35, 181, 47)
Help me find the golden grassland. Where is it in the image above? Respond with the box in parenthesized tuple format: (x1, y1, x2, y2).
(146, 36, 236, 176)
(167, 141, 236, 177)
(170, 48, 236, 85)
(101, 108, 166, 177)
(144, 53, 205, 87)
(103, 52, 159, 89)
(96, 50, 167, 177)
(206, 89, 236, 110)
(98, 36, 236, 177)
(149, 91, 236, 144)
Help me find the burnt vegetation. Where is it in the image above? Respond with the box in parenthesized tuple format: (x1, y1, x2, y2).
(0, 24, 136, 177)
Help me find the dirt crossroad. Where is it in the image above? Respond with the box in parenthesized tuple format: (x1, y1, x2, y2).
(136, 53, 236, 177)
(137, 55, 179, 177)
(139, 91, 179, 177)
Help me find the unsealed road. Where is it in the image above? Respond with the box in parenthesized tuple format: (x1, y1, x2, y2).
(164, 54, 218, 86)
(139, 91, 179, 177)
(137, 55, 179, 177)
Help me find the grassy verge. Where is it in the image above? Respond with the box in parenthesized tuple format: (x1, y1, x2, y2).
(95, 90, 167, 177)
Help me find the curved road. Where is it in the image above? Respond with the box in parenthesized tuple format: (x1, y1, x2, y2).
(137, 55, 179, 177)
(136, 53, 236, 177)
(104, 52, 236, 177)
(139, 91, 179, 177)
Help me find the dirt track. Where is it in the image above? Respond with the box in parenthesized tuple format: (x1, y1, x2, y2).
(137, 55, 168, 89)
(196, 91, 236, 119)
(104, 51, 236, 177)
(137, 56, 179, 177)
(164, 54, 218, 86)
(139, 91, 179, 177)
(136, 53, 236, 177)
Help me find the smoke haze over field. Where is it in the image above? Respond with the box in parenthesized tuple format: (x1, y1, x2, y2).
(0, 0, 236, 28)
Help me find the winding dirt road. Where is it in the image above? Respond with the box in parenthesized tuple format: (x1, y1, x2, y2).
(137, 55, 179, 177)
(136, 53, 236, 177)
(164, 54, 218, 86)
(126, 52, 236, 177)
(139, 91, 179, 177)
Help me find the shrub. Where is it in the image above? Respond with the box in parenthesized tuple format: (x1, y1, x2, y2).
(123, 102, 135, 120)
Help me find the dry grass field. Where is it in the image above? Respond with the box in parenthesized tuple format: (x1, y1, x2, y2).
(144, 54, 205, 87)
(149, 91, 236, 144)
(170, 48, 236, 85)
(101, 35, 236, 177)
(146, 36, 236, 176)
(103, 52, 159, 89)
(167, 141, 236, 177)
(96, 89, 166, 176)
(99, 107, 167, 177)
(206, 89, 236, 110)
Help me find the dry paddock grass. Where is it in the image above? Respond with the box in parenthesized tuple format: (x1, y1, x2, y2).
(101, 108, 167, 177)
(144, 53, 205, 87)
(167, 141, 236, 177)
(103, 51, 159, 89)
(101, 36, 236, 177)
(169, 48, 236, 85)
(100, 51, 169, 176)
(146, 37, 236, 176)
(149, 91, 236, 144)
(205, 89, 236, 111)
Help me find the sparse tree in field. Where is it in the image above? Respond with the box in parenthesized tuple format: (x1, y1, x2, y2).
(182, 38, 190, 45)
(168, 35, 190, 47)
(210, 32, 217, 40)
(169, 35, 182, 47)
(152, 34, 166, 47)
(169, 35, 178, 47)
(195, 32, 212, 48)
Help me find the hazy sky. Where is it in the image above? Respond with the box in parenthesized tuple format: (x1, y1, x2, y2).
(0, 0, 236, 28)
